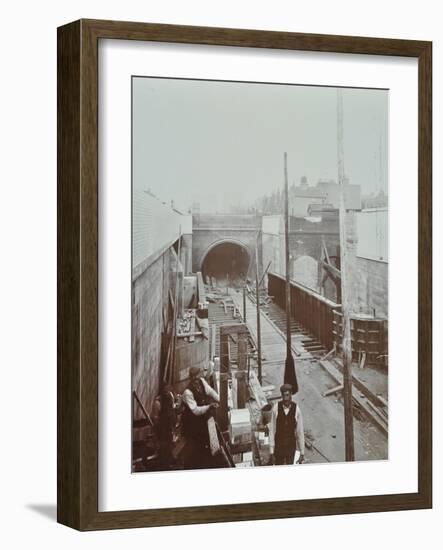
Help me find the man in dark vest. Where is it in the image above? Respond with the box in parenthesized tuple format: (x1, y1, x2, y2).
(268, 383, 305, 465)
(181, 366, 219, 469)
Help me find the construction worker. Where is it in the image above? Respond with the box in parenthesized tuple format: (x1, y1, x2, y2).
(152, 384, 178, 468)
(181, 366, 219, 469)
(268, 383, 305, 465)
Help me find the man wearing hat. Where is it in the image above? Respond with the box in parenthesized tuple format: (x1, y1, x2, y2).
(268, 383, 305, 465)
(181, 365, 220, 469)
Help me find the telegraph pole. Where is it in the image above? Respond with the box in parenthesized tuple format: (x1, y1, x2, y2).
(283, 153, 298, 394)
(337, 89, 355, 461)
(255, 240, 262, 384)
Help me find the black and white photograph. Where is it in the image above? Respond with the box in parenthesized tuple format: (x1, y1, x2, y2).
(2, 0, 437, 542)
(131, 77, 389, 472)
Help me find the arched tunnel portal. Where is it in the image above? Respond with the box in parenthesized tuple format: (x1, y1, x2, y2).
(201, 240, 251, 288)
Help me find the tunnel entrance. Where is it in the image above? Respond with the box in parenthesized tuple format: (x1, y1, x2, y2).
(201, 242, 250, 288)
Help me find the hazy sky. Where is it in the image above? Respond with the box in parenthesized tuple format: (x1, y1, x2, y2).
(133, 77, 388, 213)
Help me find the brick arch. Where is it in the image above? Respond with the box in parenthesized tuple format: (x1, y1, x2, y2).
(192, 230, 259, 273)
(199, 238, 252, 271)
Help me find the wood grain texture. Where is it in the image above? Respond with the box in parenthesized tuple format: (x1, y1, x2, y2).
(57, 19, 432, 531)
(57, 20, 81, 529)
(417, 41, 432, 506)
(80, 19, 100, 527)
(83, 18, 429, 57)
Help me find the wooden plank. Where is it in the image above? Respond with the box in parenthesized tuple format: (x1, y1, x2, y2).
(377, 395, 389, 408)
(211, 323, 217, 359)
(320, 259, 341, 279)
(248, 370, 268, 410)
(319, 361, 388, 436)
(189, 315, 196, 342)
(366, 399, 388, 425)
(208, 417, 220, 456)
(319, 360, 342, 385)
(322, 384, 344, 397)
(332, 358, 388, 410)
(220, 323, 249, 336)
(219, 333, 230, 432)
(321, 346, 336, 361)
(215, 424, 235, 468)
(176, 331, 202, 339)
(322, 236, 331, 266)
(196, 271, 207, 303)
(132, 390, 153, 425)
(237, 333, 248, 408)
(229, 441, 253, 455)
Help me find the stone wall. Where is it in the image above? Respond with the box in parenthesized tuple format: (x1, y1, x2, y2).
(133, 188, 188, 269)
(132, 248, 172, 420)
(292, 255, 319, 290)
(183, 275, 197, 309)
(355, 257, 388, 318)
(288, 232, 340, 265)
(262, 212, 387, 318)
(180, 233, 193, 275)
(194, 213, 260, 229)
(261, 214, 340, 300)
(261, 231, 283, 286)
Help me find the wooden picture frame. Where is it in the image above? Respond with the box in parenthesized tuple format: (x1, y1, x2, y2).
(57, 19, 432, 530)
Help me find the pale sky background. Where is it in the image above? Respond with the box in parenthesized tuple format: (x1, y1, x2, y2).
(133, 77, 388, 213)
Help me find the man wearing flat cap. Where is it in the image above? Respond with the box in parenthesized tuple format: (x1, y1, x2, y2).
(181, 365, 220, 469)
(268, 383, 305, 465)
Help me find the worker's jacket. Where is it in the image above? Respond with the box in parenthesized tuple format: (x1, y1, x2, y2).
(181, 379, 211, 443)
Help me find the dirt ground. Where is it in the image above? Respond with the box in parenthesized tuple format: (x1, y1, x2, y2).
(260, 356, 388, 464)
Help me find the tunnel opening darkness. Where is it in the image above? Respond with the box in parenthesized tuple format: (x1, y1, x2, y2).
(202, 242, 250, 288)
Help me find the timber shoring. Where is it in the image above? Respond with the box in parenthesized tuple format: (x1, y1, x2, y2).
(268, 272, 340, 351)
